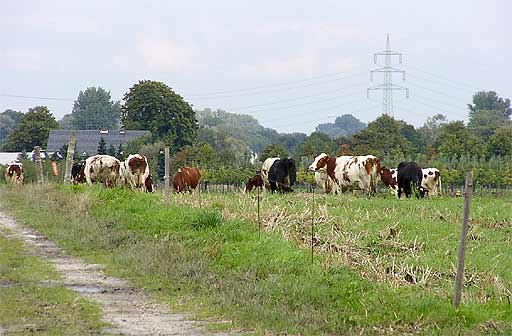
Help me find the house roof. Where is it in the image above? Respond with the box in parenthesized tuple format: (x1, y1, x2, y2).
(47, 129, 151, 155)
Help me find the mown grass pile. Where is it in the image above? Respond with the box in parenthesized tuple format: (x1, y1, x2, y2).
(1, 184, 511, 335)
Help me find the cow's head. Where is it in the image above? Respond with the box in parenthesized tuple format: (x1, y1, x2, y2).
(284, 158, 297, 186)
(308, 153, 328, 172)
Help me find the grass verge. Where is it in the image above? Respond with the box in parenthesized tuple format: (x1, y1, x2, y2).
(0, 230, 107, 334)
(1, 184, 510, 335)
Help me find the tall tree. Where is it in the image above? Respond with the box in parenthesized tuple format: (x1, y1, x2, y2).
(468, 91, 511, 118)
(97, 137, 107, 155)
(260, 144, 289, 162)
(72, 87, 121, 130)
(122, 80, 198, 151)
(487, 125, 512, 157)
(3, 106, 59, 151)
(315, 114, 366, 139)
(299, 132, 337, 158)
(437, 121, 482, 158)
(418, 114, 447, 147)
(468, 109, 511, 141)
(351, 115, 414, 157)
(0, 109, 24, 141)
(58, 113, 75, 130)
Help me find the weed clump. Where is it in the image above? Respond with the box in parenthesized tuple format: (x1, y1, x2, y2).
(191, 208, 223, 230)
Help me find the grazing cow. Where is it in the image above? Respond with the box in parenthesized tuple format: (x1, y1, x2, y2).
(84, 155, 121, 188)
(245, 173, 263, 193)
(5, 162, 24, 185)
(71, 161, 86, 184)
(422, 168, 441, 196)
(173, 167, 201, 193)
(397, 162, 426, 198)
(260, 157, 280, 191)
(145, 174, 154, 192)
(268, 158, 296, 193)
(309, 153, 381, 194)
(314, 171, 335, 194)
(121, 154, 150, 192)
(380, 167, 398, 195)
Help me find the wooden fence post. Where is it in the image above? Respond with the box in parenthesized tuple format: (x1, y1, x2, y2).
(163, 146, 170, 203)
(453, 171, 473, 309)
(63, 132, 77, 184)
(33, 146, 44, 184)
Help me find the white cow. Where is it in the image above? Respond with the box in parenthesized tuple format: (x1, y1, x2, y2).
(309, 153, 381, 194)
(260, 157, 280, 192)
(422, 168, 441, 196)
(84, 155, 121, 187)
(120, 154, 150, 192)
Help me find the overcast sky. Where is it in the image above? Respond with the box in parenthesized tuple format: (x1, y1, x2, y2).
(1, 0, 510, 134)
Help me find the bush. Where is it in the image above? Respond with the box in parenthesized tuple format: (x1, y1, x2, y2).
(190, 208, 224, 230)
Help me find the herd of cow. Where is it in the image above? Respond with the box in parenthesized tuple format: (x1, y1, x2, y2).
(4, 154, 203, 194)
(4, 152, 441, 198)
(245, 153, 441, 198)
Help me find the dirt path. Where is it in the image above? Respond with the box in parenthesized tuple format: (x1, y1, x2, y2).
(0, 211, 220, 335)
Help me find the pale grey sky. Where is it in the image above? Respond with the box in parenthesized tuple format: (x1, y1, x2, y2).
(1, 0, 510, 133)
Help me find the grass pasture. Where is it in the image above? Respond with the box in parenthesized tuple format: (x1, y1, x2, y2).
(1, 184, 511, 335)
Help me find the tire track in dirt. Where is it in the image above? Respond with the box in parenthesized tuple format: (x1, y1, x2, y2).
(0, 212, 221, 335)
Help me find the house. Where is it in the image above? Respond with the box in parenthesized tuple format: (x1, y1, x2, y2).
(46, 129, 151, 156)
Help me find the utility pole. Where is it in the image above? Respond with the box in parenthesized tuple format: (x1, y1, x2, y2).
(367, 34, 409, 116)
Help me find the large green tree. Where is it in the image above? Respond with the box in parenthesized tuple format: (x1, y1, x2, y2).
(0, 109, 24, 141)
(122, 80, 198, 151)
(468, 91, 511, 118)
(351, 115, 415, 157)
(3, 106, 59, 151)
(487, 125, 512, 156)
(299, 132, 337, 158)
(468, 109, 511, 141)
(71, 87, 121, 130)
(437, 121, 482, 158)
(315, 114, 366, 139)
(260, 144, 290, 162)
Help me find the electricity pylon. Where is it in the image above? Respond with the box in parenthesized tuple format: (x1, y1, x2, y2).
(367, 34, 409, 116)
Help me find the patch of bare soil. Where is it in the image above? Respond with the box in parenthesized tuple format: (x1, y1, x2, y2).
(0, 212, 225, 335)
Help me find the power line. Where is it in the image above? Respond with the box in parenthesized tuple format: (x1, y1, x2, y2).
(201, 82, 369, 111)
(186, 67, 369, 98)
(0, 93, 74, 102)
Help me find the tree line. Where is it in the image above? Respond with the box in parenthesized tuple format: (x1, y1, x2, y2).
(1, 80, 510, 187)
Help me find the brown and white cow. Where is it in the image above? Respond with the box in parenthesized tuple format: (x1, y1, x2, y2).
(380, 167, 398, 196)
(120, 154, 150, 192)
(84, 155, 121, 188)
(422, 168, 441, 196)
(314, 171, 335, 194)
(5, 162, 24, 185)
(173, 167, 201, 193)
(309, 153, 381, 194)
(245, 173, 263, 193)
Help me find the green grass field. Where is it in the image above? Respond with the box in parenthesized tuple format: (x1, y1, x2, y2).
(1, 184, 510, 335)
(0, 229, 107, 334)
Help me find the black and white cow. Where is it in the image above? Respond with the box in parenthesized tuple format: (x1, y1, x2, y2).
(261, 157, 296, 193)
(397, 162, 426, 198)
